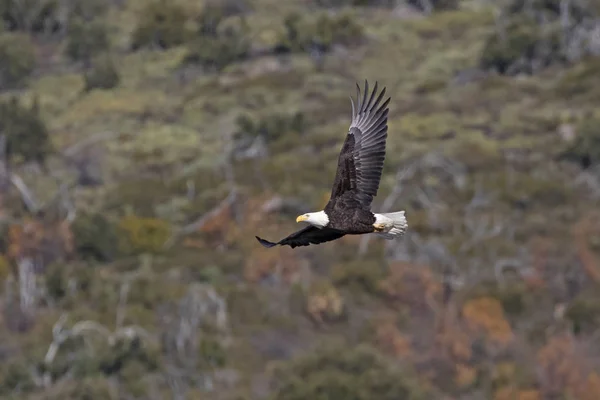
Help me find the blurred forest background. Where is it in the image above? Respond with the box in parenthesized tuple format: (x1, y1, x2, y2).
(1, 0, 600, 399)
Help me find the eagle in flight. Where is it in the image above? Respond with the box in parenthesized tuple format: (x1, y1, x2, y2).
(256, 80, 407, 248)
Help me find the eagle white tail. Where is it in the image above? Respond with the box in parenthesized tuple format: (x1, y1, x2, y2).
(373, 211, 407, 239)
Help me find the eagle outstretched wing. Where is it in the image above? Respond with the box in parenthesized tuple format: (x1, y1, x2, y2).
(329, 80, 390, 208)
(256, 226, 346, 249)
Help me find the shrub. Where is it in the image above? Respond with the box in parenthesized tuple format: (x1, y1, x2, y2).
(480, 15, 562, 75)
(0, 96, 52, 166)
(234, 111, 306, 143)
(0, 360, 35, 396)
(0, 32, 36, 89)
(331, 260, 386, 295)
(407, 0, 459, 11)
(560, 117, 600, 168)
(0, 0, 62, 34)
(197, 0, 251, 36)
(99, 337, 159, 375)
(480, 0, 600, 74)
(1, 0, 109, 35)
(43, 377, 114, 400)
(269, 341, 430, 400)
(0, 254, 10, 282)
(131, 0, 190, 50)
(117, 215, 171, 255)
(68, 0, 109, 22)
(184, 22, 250, 71)
(565, 294, 600, 335)
(276, 11, 364, 54)
(66, 18, 110, 63)
(71, 213, 119, 262)
(84, 54, 120, 91)
(314, 0, 397, 7)
(183, 3, 251, 71)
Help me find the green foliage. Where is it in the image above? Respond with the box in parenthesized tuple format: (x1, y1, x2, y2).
(466, 281, 528, 317)
(184, 22, 250, 71)
(565, 294, 600, 335)
(44, 377, 114, 400)
(197, 0, 250, 36)
(0, 254, 10, 282)
(234, 111, 306, 145)
(72, 213, 119, 262)
(131, 0, 190, 50)
(99, 337, 159, 375)
(331, 260, 386, 295)
(181, 1, 252, 71)
(0, 0, 61, 34)
(480, 0, 600, 74)
(269, 341, 429, 400)
(0, 360, 35, 396)
(313, 0, 457, 10)
(480, 15, 562, 75)
(504, 0, 600, 20)
(1, 0, 108, 39)
(315, 0, 396, 7)
(84, 54, 120, 91)
(0, 32, 36, 89)
(275, 11, 364, 53)
(0, 96, 52, 165)
(198, 336, 227, 369)
(561, 117, 600, 168)
(66, 18, 110, 63)
(314, 0, 456, 9)
(68, 0, 109, 22)
(44, 262, 68, 300)
(117, 215, 171, 255)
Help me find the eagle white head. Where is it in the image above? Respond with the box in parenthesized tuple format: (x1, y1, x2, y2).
(296, 211, 329, 228)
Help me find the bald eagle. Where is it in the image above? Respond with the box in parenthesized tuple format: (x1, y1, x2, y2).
(256, 80, 407, 249)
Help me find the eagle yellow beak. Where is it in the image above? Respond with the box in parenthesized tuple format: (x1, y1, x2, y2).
(296, 215, 308, 223)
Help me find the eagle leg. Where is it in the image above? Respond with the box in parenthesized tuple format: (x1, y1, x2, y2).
(373, 223, 386, 232)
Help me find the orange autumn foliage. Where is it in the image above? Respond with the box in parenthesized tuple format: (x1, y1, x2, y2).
(7, 217, 74, 266)
(379, 261, 441, 311)
(579, 372, 600, 400)
(374, 315, 412, 358)
(455, 363, 477, 388)
(525, 236, 551, 290)
(537, 334, 581, 396)
(244, 246, 302, 284)
(494, 387, 541, 400)
(536, 334, 600, 400)
(435, 319, 472, 362)
(198, 208, 232, 237)
(462, 297, 513, 346)
(240, 194, 309, 284)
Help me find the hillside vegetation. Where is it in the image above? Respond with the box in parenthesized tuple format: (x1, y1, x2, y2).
(1, 0, 600, 399)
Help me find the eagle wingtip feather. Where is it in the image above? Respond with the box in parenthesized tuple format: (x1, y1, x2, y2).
(256, 236, 277, 248)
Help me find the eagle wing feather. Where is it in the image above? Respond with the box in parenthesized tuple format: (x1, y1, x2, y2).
(349, 80, 390, 207)
(329, 80, 390, 208)
(255, 226, 345, 249)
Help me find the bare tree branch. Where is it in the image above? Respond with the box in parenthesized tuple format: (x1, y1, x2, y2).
(9, 173, 38, 212)
(62, 130, 119, 159)
(43, 313, 155, 387)
(17, 257, 37, 317)
(176, 189, 238, 237)
(0, 134, 8, 192)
